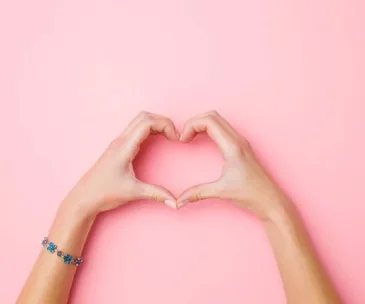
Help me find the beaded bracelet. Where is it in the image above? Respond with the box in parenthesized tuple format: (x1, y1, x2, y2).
(41, 237, 83, 267)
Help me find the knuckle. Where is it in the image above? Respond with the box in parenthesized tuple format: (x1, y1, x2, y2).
(205, 115, 218, 124)
(151, 192, 158, 201)
(161, 117, 172, 126)
(194, 190, 206, 201)
(141, 115, 154, 126)
(207, 110, 219, 117)
(138, 111, 149, 118)
(139, 111, 154, 123)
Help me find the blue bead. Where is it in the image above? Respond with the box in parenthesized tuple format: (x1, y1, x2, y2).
(47, 242, 57, 253)
(63, 254, 73, 264)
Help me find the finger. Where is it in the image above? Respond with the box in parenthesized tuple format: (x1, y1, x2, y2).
(120, 111, 148, 137)
(125, 115, 179, 158)
(202, 111, 243, 143)
(120, 111, 179, 138)
(136, 182, 177, 209)
(149, 114, 180, 138)
(180, 115, 238, 158)
(191, 110, 246, 145)
(177, 181, 222, 209)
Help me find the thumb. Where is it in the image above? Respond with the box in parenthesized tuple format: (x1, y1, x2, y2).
(137, 182, 177, 209)
(177, 181, 221, 209)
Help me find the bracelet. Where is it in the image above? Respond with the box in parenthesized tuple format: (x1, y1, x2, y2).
(41, 237, 83, 267)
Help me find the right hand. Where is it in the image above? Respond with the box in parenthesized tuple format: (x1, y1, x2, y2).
(177, 111, 289, 220)
(63, 111, 179, 217)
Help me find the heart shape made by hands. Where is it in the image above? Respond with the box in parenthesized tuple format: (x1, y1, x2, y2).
(134, 133, 224, 208)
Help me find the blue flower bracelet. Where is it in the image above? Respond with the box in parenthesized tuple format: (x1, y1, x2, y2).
(42, 237, 83, 267)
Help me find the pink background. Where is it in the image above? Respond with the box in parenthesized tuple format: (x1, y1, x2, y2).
(1, 0, 364, 303)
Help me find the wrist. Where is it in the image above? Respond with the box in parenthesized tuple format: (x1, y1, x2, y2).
(61, 190, 101, 218)
(261, 194, 294, 222)
(262, 198, 298, 232)
(58, 199, 98, 224)
(47, 200, 96, 256)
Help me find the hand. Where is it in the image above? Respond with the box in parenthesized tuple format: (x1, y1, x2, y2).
(63, 112, 179, 216)
(177, 111, 289, 220)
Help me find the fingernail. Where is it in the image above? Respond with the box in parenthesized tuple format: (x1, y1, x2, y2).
(164, 200, 177, 209)
(178, 200, 189, 209)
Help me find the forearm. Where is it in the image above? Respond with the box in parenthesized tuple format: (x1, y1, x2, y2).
(264, 200, 341, 304)
(17, 201, 96, 304)
(175, 111, 342, 302)
(17, 112, 179, 304)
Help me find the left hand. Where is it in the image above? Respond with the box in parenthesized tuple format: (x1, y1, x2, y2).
(63, 111, 179, 217)
(176, 111, 288, 220)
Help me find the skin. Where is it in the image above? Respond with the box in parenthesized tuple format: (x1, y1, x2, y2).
(17, 111, 342, 304)
(178, 111, 342, 304)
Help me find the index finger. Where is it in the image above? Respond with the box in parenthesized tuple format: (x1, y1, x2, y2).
(180, 115, 238, 158)
(124, 115, 179, 159)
